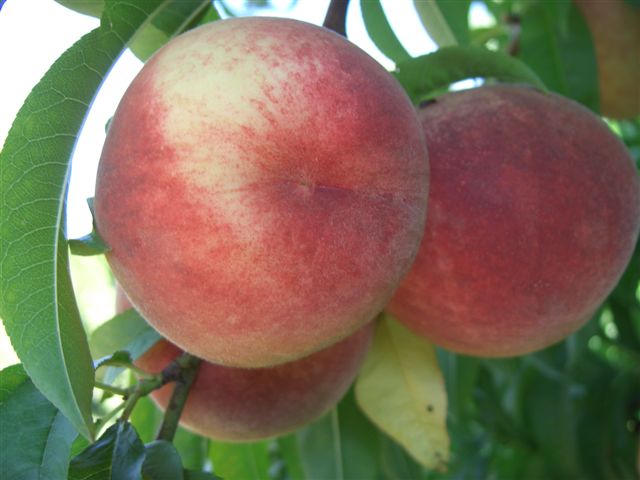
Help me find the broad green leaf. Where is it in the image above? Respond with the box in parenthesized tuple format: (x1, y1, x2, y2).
(1, 0, 213, 439)
(0, 0, 153, 440)
(360, 0, 411, 63)
(174, 427, 210, 471)
(0, 364, 78, 480)
(142, 440, 184, 480)
(413, 0, 458, 46)
(296, 389, 381, 480)
(68, 421, 145, 480)
(209, 440, 270, 480)
(519, 0, 599, 110)
(90, 308, 161, 360)
(355, 315, 449, 470)
(394, 45, 546, 104)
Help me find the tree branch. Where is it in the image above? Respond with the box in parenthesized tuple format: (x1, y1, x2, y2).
(323, 0, 349, 37)
(156, 353, 202, 442)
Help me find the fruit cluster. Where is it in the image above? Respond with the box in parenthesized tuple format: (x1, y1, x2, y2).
(96, 17, 640, 441)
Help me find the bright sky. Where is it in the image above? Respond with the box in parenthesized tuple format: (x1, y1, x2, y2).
(0, 0, 438, 241)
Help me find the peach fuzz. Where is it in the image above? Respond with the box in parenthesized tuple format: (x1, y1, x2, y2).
(388, 85, 640, 357)
(95, 17, 428, 368)
(116, 291, 374, 442)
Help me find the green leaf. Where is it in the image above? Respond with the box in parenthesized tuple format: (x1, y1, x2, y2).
(54, 0, 218, 62)
(519, 0, 599, 110)
(95, 350, 134, 370)
(520, 369, 582, 478)
(1, 0, 152, 440)
(394, 45, 546, 103)
(355, 315, 449, 470)
(209, 440, 270, 480)
(90, 308, 161, 360)
(142, 440, 184, 480)
(360, 0, 411, 63)
(183, 470, 221, 480)
(0, 364, 78, 480)
(68, 197, 109, 256)
(434, 0, 471, 44)
(129, 1, 217, 61)
(68, 421, 145, 480)
(54, 0, 104, 17)
(378, 432, 426, 480)
(68, 230, 110, 256)
(1, 0, 215, 440)
(295, 389, 382, 480)
(412, 0, 459, 46)
(276, 435, 306, 480)
(174, 427, 210, 471)
(130, 395, 163, 444)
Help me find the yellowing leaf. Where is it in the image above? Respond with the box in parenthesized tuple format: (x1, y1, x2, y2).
(355, 315, 449, 470)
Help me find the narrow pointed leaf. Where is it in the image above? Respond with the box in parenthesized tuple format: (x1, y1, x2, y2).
(394, 46, 546, 104)
(0, 364, 78, 480)
(355, 315, 449, 470)
(296, 390, 381, 480)
(209, 441, 270, 480)
(0, 0, 151, 440)
(1, 0, 216, 440)
(412, 0, 458, 46)
(360, 0, 411, 63)
(68, 421, 145, 480)
(68, 230, 110, 256)
(142, 440, 184, 480)
(434, 0, 471, 45)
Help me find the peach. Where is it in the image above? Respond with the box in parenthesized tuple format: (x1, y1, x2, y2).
(95, 17, 428, 368)
(574, 0, 640, 119)
(116, 291, 374, 442)
(388, 85, 640, 357)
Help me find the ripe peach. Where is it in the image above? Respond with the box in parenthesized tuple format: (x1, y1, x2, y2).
(574, 0, 640, 119)
(388, 85, 640, 357)
(116, 291, 374, 442)
(95, 17, 428, 368)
